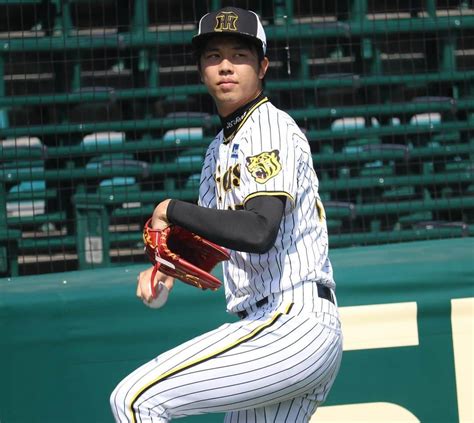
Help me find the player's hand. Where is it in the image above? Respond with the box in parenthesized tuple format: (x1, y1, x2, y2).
(151, 199, 172, 230)
(136, 266, 174, 303)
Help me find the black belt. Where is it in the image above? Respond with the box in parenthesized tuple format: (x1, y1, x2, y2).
(237, 297, 268, 319)
(237, 284, 334, 319)
(317, 284, 334, 305)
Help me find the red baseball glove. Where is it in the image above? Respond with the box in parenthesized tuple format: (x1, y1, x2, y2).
(143, 218, 230, 293)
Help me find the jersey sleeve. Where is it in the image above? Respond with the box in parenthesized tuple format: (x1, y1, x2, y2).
(239, 109, 298, 211)
(198, 140, 218, 209)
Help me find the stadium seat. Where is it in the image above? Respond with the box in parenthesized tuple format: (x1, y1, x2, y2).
(81, 132, 126, 149)
(0, 136, 47, 160)
(325, 201, 356, 219)
(6, 180, 46, 219)
(409, 112, 442, 127)
(381, 186, 418, 200)
(85, 155, 149, 177)
(184, 173, 201, 190)
(1, 143, 47, 215)
(359, 160, 395, 177)
(430, 131, 461, 145)
(163, 127, 203, 145)
(0, 0, 472, 274)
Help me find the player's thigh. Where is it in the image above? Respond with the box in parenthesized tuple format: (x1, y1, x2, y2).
(110, 322, 236, 411)
(113, 311, 341, 419)
(163, 312, 341, 417)
(224, 395, 319, 423)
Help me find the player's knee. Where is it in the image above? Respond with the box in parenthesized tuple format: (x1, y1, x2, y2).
(110, 380, 128, 418)
(110, 380, 170, 422)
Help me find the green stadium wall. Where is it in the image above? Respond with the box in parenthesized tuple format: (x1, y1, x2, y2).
(0, 238, 473, 423)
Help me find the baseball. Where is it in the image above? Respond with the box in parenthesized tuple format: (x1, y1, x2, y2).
(143, 281, 169, 309)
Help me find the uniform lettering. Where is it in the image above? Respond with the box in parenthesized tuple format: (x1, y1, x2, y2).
(215, 164, 241, 200)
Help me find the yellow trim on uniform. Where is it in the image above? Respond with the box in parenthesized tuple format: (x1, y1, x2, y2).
(243, 191, 295, 207)
(128, 302, 293, 422)
(223, 97, 269, 144)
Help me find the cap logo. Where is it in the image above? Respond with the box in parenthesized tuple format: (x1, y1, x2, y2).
(214, 11, 238, 32)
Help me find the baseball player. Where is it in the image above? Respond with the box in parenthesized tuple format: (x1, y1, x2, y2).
(111, 7, 343, 422)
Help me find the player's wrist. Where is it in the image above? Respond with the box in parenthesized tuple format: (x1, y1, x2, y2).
(165, 199, 178, 223)
(152, 199, 172, 229)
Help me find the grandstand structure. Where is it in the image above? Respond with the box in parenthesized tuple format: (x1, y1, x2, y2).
(0, 0, 473, 276)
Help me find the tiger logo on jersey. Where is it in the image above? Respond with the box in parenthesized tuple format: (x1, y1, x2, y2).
(245, 150, 282, 184)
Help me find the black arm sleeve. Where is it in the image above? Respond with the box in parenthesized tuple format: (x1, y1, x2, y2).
(166, 195, 286, 254)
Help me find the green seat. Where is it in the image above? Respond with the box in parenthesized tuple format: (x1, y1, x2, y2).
(431, 131, 461, 144)
(0, 136, 46, 160)
(342, 137, 382, 153)
(18, 235, 76, 251)
(0, 108, 8, 129)
(409, 112, 441, 127)
(99, 176, 136, 188)
(382, 186, 417, 200)
(397, 211, 434, 225)
(332, 116, 380, 132)
(330, 224, 469, 247)
(175, 147, 205, 165)
(444, 160, 472, 172)
(163, 127, 204, 144)
(326, 219, 343, 230)
(359, 160, 395, 177)
(6, 180, 47, 218)
(112, 204, 154, 219)
(86, 155, 150, 178)
(412, 220, 469, 236)
(356, 197, 474, 217)
(81, 131, 125, 150)
(338, 167, 351, 178)
(8, 211, 66, 227)
(184, 173, 201, 189)
(325, 201, 356, 219)
(331, 117, 366, 132)
(98, 177, 142, 210)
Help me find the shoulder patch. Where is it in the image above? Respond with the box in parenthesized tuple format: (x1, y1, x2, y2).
(245, 149, 282, 184)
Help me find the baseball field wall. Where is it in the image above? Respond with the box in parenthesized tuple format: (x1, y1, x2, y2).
(0, 238, 472, 423)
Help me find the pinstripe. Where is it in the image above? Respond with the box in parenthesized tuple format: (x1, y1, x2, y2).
(172, 316, 338, 420)
(111, 94, 342, 422)
(298, 150, 321, 276)
(283, 399, 295, 422)
(113, 304, 340, 421)
(270, 244, 283, 293)
(126, 308, 293, 422)
(112, 322, 246, 422)
(158, 317, 337, 416)
(238, 346, 340, 414)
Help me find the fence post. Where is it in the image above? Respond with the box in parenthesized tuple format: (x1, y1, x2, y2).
(75, 203, 111, 269)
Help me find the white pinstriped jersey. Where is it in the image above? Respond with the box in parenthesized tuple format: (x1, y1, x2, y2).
(199, 99, 335, 314)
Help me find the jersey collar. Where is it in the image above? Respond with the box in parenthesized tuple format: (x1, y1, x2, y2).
(220, 93, 269, 144)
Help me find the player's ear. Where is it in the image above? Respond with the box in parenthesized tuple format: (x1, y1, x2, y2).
(258, 57, 269, 80)
(197, 64, 203, 83)
(195, 50, 204, 82)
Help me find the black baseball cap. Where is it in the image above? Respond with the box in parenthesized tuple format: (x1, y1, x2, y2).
(192, 7, 267, 56)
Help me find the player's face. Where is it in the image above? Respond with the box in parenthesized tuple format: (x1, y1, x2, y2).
(199, 35, 269, 117)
